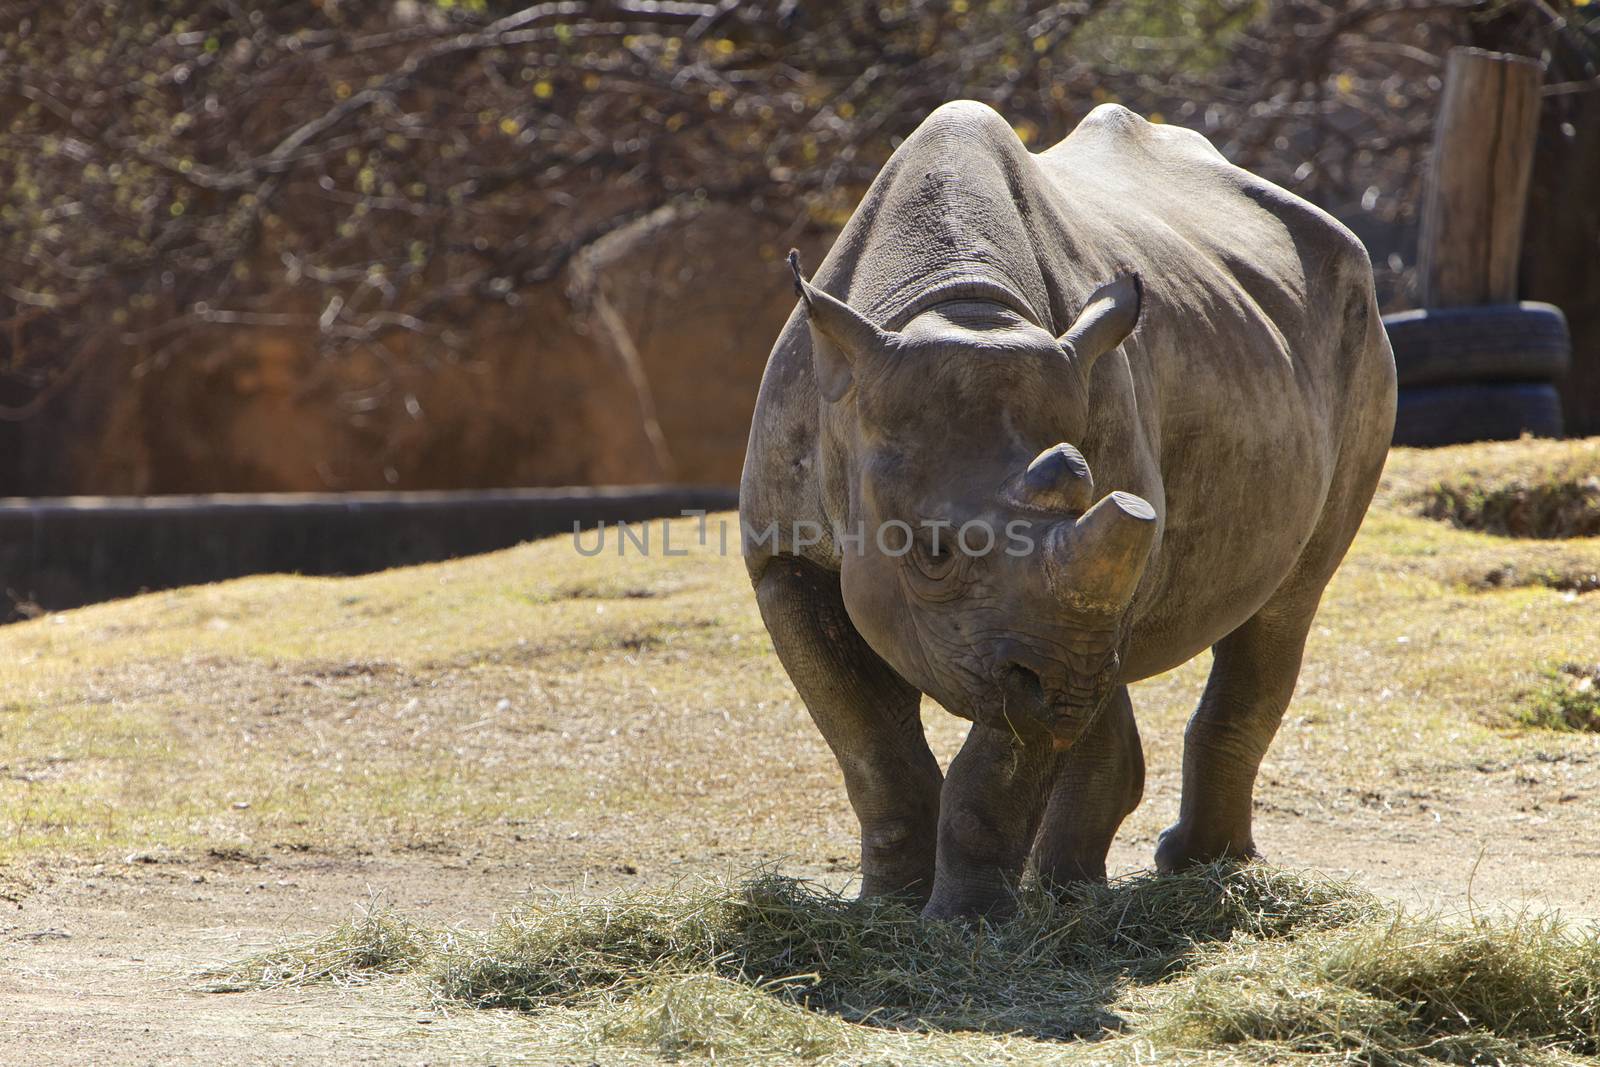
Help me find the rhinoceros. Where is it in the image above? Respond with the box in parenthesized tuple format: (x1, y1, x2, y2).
(739, 101, 1396, 919)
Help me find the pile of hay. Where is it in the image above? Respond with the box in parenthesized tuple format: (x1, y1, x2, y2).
(212, 864, 1600, 1064)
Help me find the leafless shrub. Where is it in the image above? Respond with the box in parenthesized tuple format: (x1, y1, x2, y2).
(0, 1, 1587, 432)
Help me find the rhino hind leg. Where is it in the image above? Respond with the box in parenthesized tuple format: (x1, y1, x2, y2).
(1155, 413, 1385, 875)
(1032, 685, 1145, 885)
(1153, 596, 1318, 873)
(754, 556, 944, 904)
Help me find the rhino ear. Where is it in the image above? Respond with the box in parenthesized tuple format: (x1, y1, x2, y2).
(1057, 273, 1142, 377)
(788, 250, 898, 403)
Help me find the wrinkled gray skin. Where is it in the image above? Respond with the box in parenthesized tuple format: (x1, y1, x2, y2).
(739, 102, 1396, 920)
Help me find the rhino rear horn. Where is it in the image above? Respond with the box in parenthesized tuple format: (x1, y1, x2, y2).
(1058, 272, 1142, 376)
(1054, 490, 1157, 611)
(788, 249, 898, 402)
(1011, 443, 1095, 514)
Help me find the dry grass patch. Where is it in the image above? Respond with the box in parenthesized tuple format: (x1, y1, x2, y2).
(0, 443, 1598, 920)
(201, 906, 440, 991)
(422, 864, 1370, 1038)
(1382, 438, 1600, 539)
(1460, 559, 1600, 595)
(1516, 664, 1600, 734)
(4, 439, 1600, 1062)
(602, 974, 852, 1061)
(209, 865, 1600, 1066)
(1145, 909, 1600, 1064)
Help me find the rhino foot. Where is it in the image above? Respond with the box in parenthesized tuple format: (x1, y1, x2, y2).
(1153, 821, 1261, 874)
(857, 814, 939, 906)
(919, 724, 1059, 921)
(921, 876, 1019, 922)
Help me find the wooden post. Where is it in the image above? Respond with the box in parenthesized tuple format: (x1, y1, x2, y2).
(1417, 47, 1543, 309)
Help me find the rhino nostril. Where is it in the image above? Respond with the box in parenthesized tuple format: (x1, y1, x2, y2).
(1002, 664, 1045, 707)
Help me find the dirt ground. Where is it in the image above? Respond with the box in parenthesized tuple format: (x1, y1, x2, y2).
(7, 785, 1598, 1065)
(6, 739, 1596, 1065)
(3, 441, 1599, 1064)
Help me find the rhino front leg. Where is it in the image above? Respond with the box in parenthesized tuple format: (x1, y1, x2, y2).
(923, 724, 1057, 920)
(755, 556, 944, 904)
(1032, 685, 1144, 885)
(1154, 603, 1314, 872)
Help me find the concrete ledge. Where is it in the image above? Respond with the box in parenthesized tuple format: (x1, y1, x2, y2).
(0, 486, 738, 621)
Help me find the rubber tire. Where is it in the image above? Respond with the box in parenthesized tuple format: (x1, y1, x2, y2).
(1393, 382, 1565, 448)
(1382, 303, 1570, 389)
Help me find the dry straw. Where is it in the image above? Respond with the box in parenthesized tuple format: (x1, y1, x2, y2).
(205, 863, 1600, 1064)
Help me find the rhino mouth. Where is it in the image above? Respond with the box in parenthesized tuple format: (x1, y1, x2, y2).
(910, 618, 1121, 744)
(993, 649, 1119, 745)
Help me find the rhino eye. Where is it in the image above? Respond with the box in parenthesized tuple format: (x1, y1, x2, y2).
(910, 529, 958, 580)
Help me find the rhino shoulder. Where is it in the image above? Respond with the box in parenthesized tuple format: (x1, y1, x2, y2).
(1097, 107, 1372, 289)
(1217, 162, 1390, 398)
(1242, 173, 1376, 306)
(1072, 103, 1158, 141)
(1053, 103, 1225, 163)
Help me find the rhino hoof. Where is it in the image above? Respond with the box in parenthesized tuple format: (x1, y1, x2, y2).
(1154, 822, 1260, 874)
(920, 894, 1015, 923)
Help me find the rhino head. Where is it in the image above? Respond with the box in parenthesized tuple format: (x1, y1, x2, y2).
(790, 252, 1157, 747)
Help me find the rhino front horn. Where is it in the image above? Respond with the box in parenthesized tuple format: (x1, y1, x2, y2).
(788, 249, 899, 402)
(1053, 490, 1158, 611)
